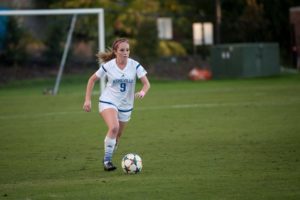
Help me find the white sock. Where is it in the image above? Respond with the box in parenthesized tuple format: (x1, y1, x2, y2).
(103, 136, 116, 163)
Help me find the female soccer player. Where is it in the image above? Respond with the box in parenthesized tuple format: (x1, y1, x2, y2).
(83, 38, 150, 171)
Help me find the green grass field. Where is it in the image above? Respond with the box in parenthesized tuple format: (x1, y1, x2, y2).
(0, 74, 300, 199)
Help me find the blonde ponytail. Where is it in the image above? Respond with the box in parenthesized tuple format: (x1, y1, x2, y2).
(96, 48, 115, 64)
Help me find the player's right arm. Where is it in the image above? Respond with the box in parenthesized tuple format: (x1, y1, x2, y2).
(83, 73, 99, 112)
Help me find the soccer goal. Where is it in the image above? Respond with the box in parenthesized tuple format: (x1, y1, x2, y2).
(0, 8, 106, 95)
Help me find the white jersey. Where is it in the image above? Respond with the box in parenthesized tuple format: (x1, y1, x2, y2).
(95, 58, 147, 112)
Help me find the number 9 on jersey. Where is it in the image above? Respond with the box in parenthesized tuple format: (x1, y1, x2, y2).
(120, 83, 126, 92)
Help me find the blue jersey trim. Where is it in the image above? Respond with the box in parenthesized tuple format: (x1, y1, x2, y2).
(136, 64, 141, 70)
(101, 65, 107, 72)
(100, 100, 116, 107)
(118, 108, 133, 112)
(99, 100, 133, 112)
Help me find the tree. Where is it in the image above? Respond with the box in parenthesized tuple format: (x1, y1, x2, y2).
(0, 17, 27, 66)
(237, 0, 270, 42)
(135, 18, 158, 65)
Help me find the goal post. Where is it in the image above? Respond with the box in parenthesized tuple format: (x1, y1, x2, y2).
(0, 8, 106, 95)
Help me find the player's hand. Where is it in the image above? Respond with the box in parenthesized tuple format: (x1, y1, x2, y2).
(135, 91, 145, 99)
(83, 100, 92, 112)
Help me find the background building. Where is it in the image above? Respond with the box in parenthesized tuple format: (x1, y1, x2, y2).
(290, 7, 300, 69)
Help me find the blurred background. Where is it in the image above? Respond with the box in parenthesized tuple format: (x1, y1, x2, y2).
(0, 0, 299, 83)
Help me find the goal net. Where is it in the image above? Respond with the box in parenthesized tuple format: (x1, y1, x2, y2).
(0, 8, 105, 95)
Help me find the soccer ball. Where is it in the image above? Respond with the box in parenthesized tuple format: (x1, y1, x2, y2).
(121, 153, 142, 174)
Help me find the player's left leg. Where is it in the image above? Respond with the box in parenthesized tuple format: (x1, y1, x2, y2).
(114, 111, 131, 151)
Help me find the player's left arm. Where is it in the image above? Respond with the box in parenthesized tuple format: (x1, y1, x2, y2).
(135, 75, 150, 99)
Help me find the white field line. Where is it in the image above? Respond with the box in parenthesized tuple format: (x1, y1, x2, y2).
(136, 99, 299, 110)
(0, 99, 299, 120)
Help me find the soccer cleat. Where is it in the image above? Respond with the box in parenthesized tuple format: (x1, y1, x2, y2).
(103, 161, 117, 171)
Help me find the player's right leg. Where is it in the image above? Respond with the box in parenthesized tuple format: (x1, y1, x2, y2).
(100, 107, 119, 171)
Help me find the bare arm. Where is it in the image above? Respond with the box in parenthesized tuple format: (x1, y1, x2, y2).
(83, 73, 99, 112)
(135, 75, 150, 99)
